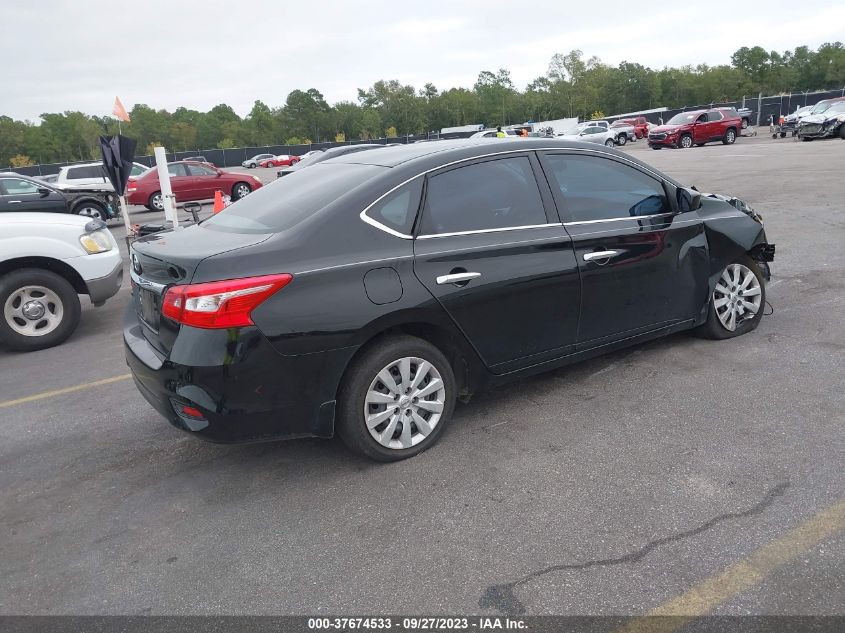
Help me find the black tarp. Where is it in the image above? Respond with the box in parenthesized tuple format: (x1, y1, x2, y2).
(98, 135, 137, 196)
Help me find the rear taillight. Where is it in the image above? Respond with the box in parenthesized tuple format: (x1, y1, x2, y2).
(127, 179, 136, 193)
(161, 274, 292, 329)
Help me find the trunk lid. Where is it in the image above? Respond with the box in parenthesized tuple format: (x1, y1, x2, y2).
(130, 224, 271, 356)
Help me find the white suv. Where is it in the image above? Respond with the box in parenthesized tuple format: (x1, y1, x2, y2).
(52, 161, 149, 190)
(0, 213, 123, 352)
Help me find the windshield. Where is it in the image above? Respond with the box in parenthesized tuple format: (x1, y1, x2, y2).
(824, 102, 845, 115)
(202, 163, 385, 234)
(666, 112, 697, 125)
(811, 101, 834, 114)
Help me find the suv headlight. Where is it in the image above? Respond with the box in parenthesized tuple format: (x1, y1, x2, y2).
(79, 229, 113, 254)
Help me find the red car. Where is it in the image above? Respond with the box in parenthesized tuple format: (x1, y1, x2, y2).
(258, 154, 301, 168)
(648, 108, 741, 149)
(620, 116, 649, 139)
(126, 161, 263, 211)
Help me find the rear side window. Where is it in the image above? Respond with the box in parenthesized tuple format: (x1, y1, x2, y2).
(167, 164, 187, 177)
(419, 156, 547, 236)
(203, 163, 386, 234)
(187, 164, 217, 176)
(708, 111, 723, 121)
(67, 166, 103, 180)
(543, 154, 670, 222)
(364, 180, 422, 236)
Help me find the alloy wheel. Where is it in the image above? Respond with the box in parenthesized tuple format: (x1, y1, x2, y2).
(4, 285, 64, 337)
(364, 356, 446, 449)
(77, 205, 103, 220)
(151, 194, 163, 211)
(713, 263, 762, 332)
(235, 184, 251, 199)
(681, 135, 693, 148)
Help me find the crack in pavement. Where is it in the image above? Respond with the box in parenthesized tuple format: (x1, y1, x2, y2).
(478, 481, 790, 615)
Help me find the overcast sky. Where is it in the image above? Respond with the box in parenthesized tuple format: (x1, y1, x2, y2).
(2, 0, 843, 121)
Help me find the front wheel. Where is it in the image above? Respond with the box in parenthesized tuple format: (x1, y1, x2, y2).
(679, 134, 693, 149)
(0, 269, 81, 352)
(231, 182, 252, 200)
(337, 335, 456, 461)
(694, 256, 765, 340)
(723, 129, 737, 145)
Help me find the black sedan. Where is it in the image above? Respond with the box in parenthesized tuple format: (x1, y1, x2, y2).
(0, 172, 116, 221)
(125, 139, 775, 461)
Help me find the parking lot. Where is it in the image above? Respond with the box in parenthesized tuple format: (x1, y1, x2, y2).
(1, 136, 843, 617)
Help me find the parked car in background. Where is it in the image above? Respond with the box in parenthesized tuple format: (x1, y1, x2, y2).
(617, 117, 649, 138)
(557, 122, 617, 147)
(648, 109, 740, 149)
(469, 129, 520, 138)
(0, 213, 122, 351)
(736, 107, 753, 129)
(52, 161, 148, 191)
(0, 173, 117, 221)
(259, 154, 301, 168)
(797, 100, 845, 140)
(183, 156, 215, 166)
(276, 144, 385, 177)
(125, 138, 774, 461)
(242, 154, 275, 168)
(784, 105, 813, 129)
(36, 174, 59, 184)
(609, 120, 637, 145)
(126, 161, 263, 211)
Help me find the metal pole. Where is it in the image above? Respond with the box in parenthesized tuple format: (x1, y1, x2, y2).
(119, 194, 132, 237)
(756, 92, 762, 127)
(154, 146, 178, 228)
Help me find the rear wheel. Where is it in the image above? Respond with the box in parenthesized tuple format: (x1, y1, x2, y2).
(0, 269, 81, 352)
(337, 335, 456, 462)
(248, 162, 257, 168)
(232, 182, 252, 200)
(694, 256, 765, 340)
(679, 134, 693, 148)
(616, 134, 627, 146)
(722, 128, 737, 145)
(839, 126, 845, 139)
(148, 191, 163, 212)
(75, 201, 107, 221)
(604, 138, 615, 147)
(741, 118, 749, 129)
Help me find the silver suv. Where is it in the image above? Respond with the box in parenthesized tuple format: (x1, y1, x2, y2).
(52, 161, 148, 191)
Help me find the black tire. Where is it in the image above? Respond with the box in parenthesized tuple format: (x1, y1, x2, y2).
(741, 118, 749, 129)
(0, 268, 81, 352)
(722, 128, 737, 145)
(839, 126, 845, 140)
(650, 145, 662, 150)
(801, 136, 812, 142)
(616, 134, 627, 146)
(694, 255, 766, 341)
(604, 138, 615, 148)
(231, 182, 252, 200)
(248, 162, 257, 169)
(679, 133, 693, 148)
(74, 200, 107, 221)
(336, 335, 457, 462)
(148, 191, 163, 212)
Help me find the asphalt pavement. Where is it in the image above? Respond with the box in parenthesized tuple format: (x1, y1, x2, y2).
(1, 135, 843, 618)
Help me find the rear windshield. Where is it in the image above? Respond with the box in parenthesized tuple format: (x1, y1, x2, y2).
(202, 163, 385, 234)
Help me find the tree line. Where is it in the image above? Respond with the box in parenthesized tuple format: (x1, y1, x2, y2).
(2, 43, 843, 167)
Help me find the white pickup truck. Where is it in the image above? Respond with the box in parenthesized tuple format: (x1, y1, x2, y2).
(0, 213, 123, 352)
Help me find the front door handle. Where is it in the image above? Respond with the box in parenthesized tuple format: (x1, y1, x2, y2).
(583, 250, 618, 262)
(8, 200, 22, 204)
(436, 272, 481, 285)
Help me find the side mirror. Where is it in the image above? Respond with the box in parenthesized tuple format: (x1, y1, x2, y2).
(37, 188, 51, 197)
(677, 186, 701, 212)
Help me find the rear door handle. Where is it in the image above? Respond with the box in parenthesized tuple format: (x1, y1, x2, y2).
(8, 200, 22, 204)
(583, 250, 618, 262)
(436, 272, 481, 285)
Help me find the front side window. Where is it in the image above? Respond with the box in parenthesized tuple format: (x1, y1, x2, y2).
(543, 154, 670, 222)
(419, 156, 547, 236)
(0, 178, 41, 195)
(187, 164, 217, 177)
(364, 180, 423, 236)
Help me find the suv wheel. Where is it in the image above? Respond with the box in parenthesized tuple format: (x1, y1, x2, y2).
(0, 269, 81, 352)
(337, 335, 456, 461)
(741, 118, 749, 129)
(616, 134, 627, 146)
(679, 134, 693, 148)
(723, 129, 737, 145)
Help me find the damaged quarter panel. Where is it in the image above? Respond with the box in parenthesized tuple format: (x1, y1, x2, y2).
(698, 193, 772, 295)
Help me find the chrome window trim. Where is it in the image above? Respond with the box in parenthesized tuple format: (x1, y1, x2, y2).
(417, 223, 562, 240)
(358, 146, 669, 239)
(564, 212, 677, 226)
(567, 217, 700, 238)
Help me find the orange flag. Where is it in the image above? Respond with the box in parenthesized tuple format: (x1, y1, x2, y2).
(112, 96, 130, 123)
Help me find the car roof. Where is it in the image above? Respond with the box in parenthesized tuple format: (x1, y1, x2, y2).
(322, 137, 639, 169)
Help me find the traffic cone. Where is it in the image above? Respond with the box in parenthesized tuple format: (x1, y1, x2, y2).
(212, 190, 224, 214)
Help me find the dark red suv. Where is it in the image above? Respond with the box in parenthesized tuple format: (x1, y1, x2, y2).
(648, 109, 741, 149)
(620, 116, 649, 139)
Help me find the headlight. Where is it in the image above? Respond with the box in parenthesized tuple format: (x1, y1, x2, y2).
(253, 175, 262, 182)
(79, 229, 113, 254)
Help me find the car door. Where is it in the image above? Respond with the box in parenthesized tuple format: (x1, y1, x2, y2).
(412, 153, 581, 374)
(706, 110, 724, 140)
(692, 112, 710, 143)
(0, 177, 68, 213)
(165, 163, 191, 201)
(580, 126, 603, 144)
(538, 151, 708, 347)
(185, 163, 220, 200)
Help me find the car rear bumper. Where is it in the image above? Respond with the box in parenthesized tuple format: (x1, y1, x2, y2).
(123, 304, 352, 443)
